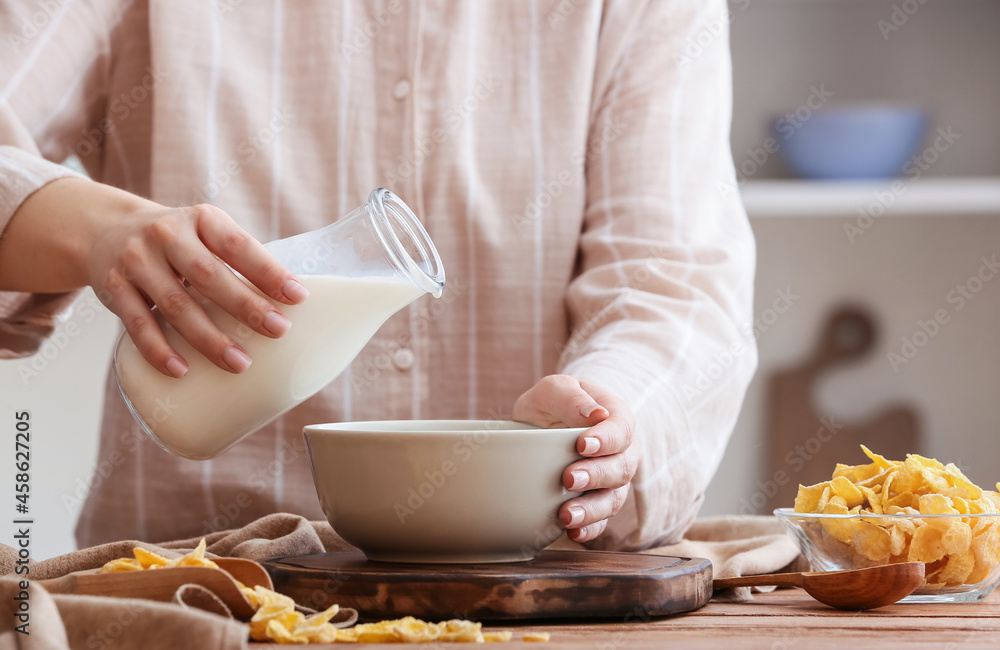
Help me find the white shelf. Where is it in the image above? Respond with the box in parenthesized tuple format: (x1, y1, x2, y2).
(741, 178, 1000, 218)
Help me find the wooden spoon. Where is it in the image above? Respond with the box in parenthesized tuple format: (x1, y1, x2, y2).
(713, 562, 925, 610)
(38, 557, 272, 619)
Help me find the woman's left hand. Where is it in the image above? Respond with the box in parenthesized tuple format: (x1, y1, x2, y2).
(513, 374, 642, 543)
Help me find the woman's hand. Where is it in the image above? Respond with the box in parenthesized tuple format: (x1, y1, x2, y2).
(513, 374, 642, 543)
(0, 177, 307, 378)
(89, 202, 308, 378)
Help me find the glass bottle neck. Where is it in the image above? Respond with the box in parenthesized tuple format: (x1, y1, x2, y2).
(365, 188, 445, 298)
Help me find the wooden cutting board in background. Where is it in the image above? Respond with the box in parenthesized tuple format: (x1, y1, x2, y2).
(765, 306, 920, 510)
(261, 550, 712, 621)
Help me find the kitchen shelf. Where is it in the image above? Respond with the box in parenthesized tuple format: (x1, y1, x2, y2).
(741, 178, 1000, 218)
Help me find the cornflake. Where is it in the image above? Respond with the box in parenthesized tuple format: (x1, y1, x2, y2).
(794, 446, 1000, 587)
(99, 541, 550, 643)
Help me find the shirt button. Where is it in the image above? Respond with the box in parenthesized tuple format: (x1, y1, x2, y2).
(393, 348, 415, 370)
(392, 79, 411, 100)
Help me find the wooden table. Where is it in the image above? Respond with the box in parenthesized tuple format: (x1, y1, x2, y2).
(296, 588, 1000, 649)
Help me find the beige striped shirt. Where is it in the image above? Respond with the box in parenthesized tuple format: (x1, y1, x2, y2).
(0, 0, 756, 550)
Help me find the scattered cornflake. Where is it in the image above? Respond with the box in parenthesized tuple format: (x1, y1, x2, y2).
(98, 541, 553, 643)
(333, 617, 489, 643)
(100, 538, 219, 573)
(98, 539, 345, 644)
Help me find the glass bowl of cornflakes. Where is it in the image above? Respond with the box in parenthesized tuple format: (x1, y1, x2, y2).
(775, 446, 1000, 603)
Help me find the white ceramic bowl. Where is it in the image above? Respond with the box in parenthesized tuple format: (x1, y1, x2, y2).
(303, 420, 585, 563)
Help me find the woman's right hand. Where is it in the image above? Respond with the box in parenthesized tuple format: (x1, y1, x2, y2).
(0, 177, 307, 378)
(89, 202, 309, 378)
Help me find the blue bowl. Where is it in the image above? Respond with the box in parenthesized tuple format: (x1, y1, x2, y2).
(773, 106, 928, 180)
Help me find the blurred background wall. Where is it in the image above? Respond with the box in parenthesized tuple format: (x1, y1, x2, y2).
(703, 0, 1000, 514)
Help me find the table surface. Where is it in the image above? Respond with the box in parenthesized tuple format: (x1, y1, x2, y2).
(278, 588, 1000, 649)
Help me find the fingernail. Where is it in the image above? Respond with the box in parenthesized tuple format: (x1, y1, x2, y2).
(165, 357, 188, 378)
(582, 436, 600, 455)
(263, 311, 292, 336)
(567, 506, 585, 527)
(580, 403, 607, 419)
(223, 346, 252, 373)
(282, 279, 309, 303)
(569, 470, 589, 491)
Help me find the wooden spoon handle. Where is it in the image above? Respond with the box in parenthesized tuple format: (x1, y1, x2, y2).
(714, 572, 805, 590)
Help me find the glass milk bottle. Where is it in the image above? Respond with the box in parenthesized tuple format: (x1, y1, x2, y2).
(113, 189, 445, 460)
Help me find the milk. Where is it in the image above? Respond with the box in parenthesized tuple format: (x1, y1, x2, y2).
(114, 274, 424, 459)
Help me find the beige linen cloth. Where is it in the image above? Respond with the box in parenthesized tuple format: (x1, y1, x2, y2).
(0, 514, 801, 649)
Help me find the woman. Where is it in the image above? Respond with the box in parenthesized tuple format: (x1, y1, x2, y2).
(0, 0, 755, 550)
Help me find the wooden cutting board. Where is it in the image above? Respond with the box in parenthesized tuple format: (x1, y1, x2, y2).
(260, 550, 712, 621)
(766, 306, 920, 510)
